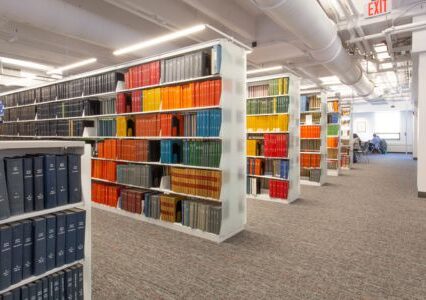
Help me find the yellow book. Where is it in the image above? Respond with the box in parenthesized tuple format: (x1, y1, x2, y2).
(116, 116, 127, 136)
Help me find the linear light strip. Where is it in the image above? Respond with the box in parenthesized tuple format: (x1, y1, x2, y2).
(47, 58, 97, 75)
(246, 66, 283, 75)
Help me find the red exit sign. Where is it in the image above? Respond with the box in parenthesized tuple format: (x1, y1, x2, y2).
(365, 0, 392, 18)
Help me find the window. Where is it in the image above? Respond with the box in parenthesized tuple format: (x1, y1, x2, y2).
(374, 111, 400, 140)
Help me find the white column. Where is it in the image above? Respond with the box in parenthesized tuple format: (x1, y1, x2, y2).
(417, 53, 426, 196)
(413, 107, 418, 159)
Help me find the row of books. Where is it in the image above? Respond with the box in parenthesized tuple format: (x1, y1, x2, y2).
(0, 209, 85, 290)
(300, 153, 321, 168)
(269, 180, 289, 199)
(300, 125, 321, 138)
(327, 137, 339, 148)
(327, 100, 339, 113)
(124, 61, 160, 89)
(264, 134, 288, 157)
(327, 114, 339, 124)
(246, 115, 289, 132)
(170, 167, 221, 200)
(0, 120, 93, 137)
(327, 124, 339, 136)
(96, 139, 160, 162)
(246, 139, 263, 157)
(341, 155, 350, 168)
(300, 169, 321, 183)
(247, 78, 289, 98)
(92, 183, 119, 208)
(246, 96, 289, 115)
(116, 164, 162, 189)
(301, 139, 321, 152)
(120, 189, 144, 215)
(327, 148, 338, 159)
(91, 160, 117, 182)
(300, 112, 321, 124)
(301, 95, 321, 112)
(162, 50, 212, 83)
(0, 155, 81, 219)
(1, 72, 123, 107)
(327, 160, 339, 169)
(247, 159, 289, 179)
(247, 178, 261, 196)
(0, 264, 84, 300)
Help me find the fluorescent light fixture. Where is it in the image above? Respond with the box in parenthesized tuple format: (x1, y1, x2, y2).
(0, 57, 52, 71)
(380, 63, 393, 69)
(377, 52, 390, 60)
(20, 71, 36, 79)
(320, 75, 340, 85)
(374, 43, 388, 53)
(300, 84, 318, 90)
(246, 66, 283, 75)
(113, 24, 207, 56)
(47, 58, 97, 75)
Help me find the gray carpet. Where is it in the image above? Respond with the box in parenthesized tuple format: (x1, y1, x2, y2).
(91, 154, 426, 299)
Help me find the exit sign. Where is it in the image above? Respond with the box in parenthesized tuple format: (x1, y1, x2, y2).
(365, 0, 391, 18)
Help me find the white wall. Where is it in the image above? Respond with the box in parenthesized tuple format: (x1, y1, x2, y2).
(352, 110, 413, 153)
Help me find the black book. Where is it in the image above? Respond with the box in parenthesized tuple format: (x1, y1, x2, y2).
(42, 277, 48, 300)
(48, 275, 54, 300)
(58, 271, 65, 300)
(77, 265, 83, 300)
(23, 157, 34, 212)
(5, 158, 24, 215)
(28, 282, 36, 300)
(0, 159, 11, 220)
(52, 273, 60, 300)
(12, 288, 20, 300)
(10, 222, 23, 284)
(67, 155, 81, 203)
(74, 210, 86, 260)
(2, 291, 13, 300)
(45, 215, 56, 271)
(54, 212, 66, 268)
(0, 225, 12, 290)
(22, 220, 33, 279)
(43, 155, 57, 209)
(72, 266, 78, 300)
(33, 156, 45, 211)
(21, 285, 29, 300)
(32, 217, 46, 276)
(65, 211, 76, 264)
(64, 268, 73, 300)
(36, 280, 43, 300)
(55, 156, 68, 206)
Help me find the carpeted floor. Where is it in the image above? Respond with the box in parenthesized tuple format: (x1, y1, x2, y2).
(91, 154, 426, 299)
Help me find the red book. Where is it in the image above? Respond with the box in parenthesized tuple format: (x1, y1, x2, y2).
(214, 80, 221, 105)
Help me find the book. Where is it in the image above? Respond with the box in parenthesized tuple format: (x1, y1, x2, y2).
(0, 159, 11, 220)
(65, 211, 76, 264)
(64, 268, 73, 300)
(32, 217, 47, 276)
(10, 222, 23, 284)
(43, 155, 57, 209)
(68, 155, 81, 204)
(21, 220, 32, 280)
(54, 212, 66, 268)
(0, 225, 12, 290)
(73, 209, 86, 260)
(5, 158, 25, 215)
(45, 215, 56, 271)
(32, 156, 45, 211)
(56, 156, 68, 206)
(35, 280, 43, 300)
(20, 285, 29, 300)
(23, 157, 34, 213)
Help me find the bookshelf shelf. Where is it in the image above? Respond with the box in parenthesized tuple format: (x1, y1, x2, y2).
(327, 97, 341, 176)
(0, 260, 84, 295)
(0, 141, 92, 299)
(91, 157, 221, 171)
(3, 74, 221, 111)
(0, 135, 221, 141)
(246, 73, 300, 203)
(91, 177, 221, 203)
(300, 91, 327, 186)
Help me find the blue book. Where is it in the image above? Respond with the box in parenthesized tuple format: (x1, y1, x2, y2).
(21, 285, 29, 300)
(54, 212, 66, 267)
(28, 283, 37, 300)
(68, 155, 82, 204)
(45, 214, 56, 270)
(64, 269, 73, 300)
(36, 280, 43, 300)
(32, 217, 46, 276)
(65, 211, 76, 264)
(33, 156, 45, 211)
(0, 159, 10, 220)
(23, 157, 34, 213)
(56, 155, 68, 206)
(42, 277, 48, 300)
(74, 209, 86, 260)
(22, 220, 33, 279)
(0, 225, 12, 290)
(43, 155, 57, 209)
(2, 291, 13, 300)
(5, 157, 25, 215)
(11, 222, 23, 284)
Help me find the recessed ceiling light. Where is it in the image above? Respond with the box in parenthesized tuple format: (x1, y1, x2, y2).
(46, 58, 97, 75)
(0, 57, 52, 71)
(246, 66, 283, 75)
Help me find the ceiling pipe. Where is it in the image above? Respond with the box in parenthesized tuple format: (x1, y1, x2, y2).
(251, 0, 375, 97)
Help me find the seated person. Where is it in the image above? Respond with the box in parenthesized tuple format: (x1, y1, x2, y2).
(370, 134, 381, 153)
(379, 138, 387, 154)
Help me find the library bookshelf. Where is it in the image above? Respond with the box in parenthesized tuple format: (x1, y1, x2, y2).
(246, 73, 300, 204)
(0, 39, 247, 243)
(326, 97, 341, 176)
(340, 104, 353, 170)
(0, 141, 91, 298)
(300, 91, 327, 186)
